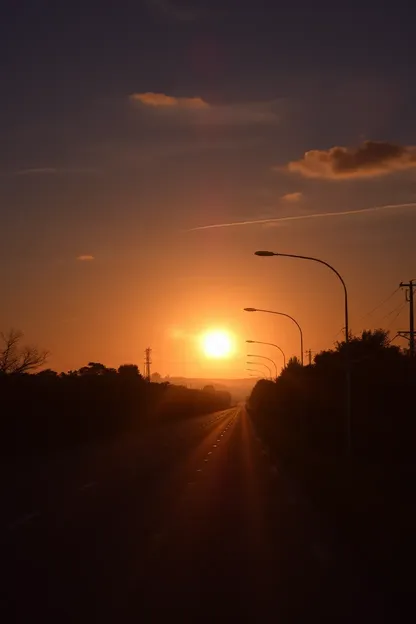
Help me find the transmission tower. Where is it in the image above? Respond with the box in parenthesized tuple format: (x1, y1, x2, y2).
(144, 347, 152, 380)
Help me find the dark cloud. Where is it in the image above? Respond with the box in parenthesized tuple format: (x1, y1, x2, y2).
(286, 140, 416, 179)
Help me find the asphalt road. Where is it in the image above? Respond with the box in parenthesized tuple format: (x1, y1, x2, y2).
(2, 406, 385, 622)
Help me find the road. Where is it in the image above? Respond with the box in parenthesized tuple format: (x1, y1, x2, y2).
(2, 405, 383, 622)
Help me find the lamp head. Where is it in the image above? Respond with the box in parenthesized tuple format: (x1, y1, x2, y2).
(244, 307, 257, 312)
(254, 250, 275, 257)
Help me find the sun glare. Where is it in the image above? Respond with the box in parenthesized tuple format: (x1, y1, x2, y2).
(201, 330, 233, 359)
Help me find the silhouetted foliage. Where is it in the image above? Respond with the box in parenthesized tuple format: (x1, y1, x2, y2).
(202, 384, 215, 394)
(285, 355, 303, 371)
(0, 356, 231, 462)
(247, 328, 416, 583)
(118, 364, 141, 378)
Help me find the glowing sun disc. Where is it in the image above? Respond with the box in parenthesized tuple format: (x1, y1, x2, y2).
(201, 330, 233, 359)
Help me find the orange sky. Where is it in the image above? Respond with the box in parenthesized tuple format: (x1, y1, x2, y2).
(2, 3, 416, 377)
(2, 202, 414, 378)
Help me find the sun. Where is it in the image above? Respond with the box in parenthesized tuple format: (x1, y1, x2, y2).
(201, 330, 233, 359)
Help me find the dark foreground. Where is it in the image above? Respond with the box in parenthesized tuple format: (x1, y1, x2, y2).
(3, 407, 387, 622)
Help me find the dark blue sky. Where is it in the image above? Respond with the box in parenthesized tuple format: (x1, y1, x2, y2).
(1, 0, 416, 374)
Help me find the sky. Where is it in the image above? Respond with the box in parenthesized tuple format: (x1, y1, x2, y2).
(1, 0, 416, 377)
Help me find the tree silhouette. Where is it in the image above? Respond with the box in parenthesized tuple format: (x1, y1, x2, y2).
(0, 329, 48, 374)
(285, 356, 303, 371)
(78, 362, 117, 376)
(36, 368, 58, 378)
(119, 364, 142, 379)
(247, 327, 416, 593)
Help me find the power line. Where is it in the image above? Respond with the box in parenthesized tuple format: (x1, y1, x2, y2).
(359, 287, 400, 322)
(386, 302, 406, 330)
(331, 326, 345, 342)
(380, 300, 405, 322)
(387, 333, 399, 345)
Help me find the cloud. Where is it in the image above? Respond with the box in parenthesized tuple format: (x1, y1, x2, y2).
(282, 192, 303, 202)
(285, 141, 416, 180)
(77, 255, 94, 261)
(186, 202, 416, 231)
(15, 167, 58, 175)
(130, 92, 209, 110)
(5, 167, 100, 176)
(131, 92, 280, 125)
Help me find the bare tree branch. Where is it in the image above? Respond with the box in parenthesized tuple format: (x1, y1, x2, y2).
(0, 329, 49, 374)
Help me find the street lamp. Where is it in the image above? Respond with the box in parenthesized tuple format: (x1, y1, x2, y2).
(244, 308, 304, 365)
(246, 367, 266, 378)
(246, 340, 286, 368)
(246, 361, 272, 379)
(247, 353, 278, 378)
(255, 250, 351, 455)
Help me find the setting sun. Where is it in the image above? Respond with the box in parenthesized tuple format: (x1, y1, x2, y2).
(201, 330, 234, 359)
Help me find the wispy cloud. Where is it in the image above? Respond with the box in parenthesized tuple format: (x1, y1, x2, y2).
(285, 141, 416, 180)
(15, 167, 59, 175)
(187, 203, 416, 231)
(7, 167, 99, 176)
(130, 92, 280, 125)
(77, 255, 94, 261)
(282, 192, 303, 202)
(130, 92, 209, 109)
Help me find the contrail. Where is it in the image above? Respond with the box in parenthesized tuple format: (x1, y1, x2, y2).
(187, 202, 416, 231)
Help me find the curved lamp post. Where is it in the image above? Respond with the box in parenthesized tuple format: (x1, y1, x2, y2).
(246, 361, 272, 379)
(254, 250, 351, 455)
(247, 353, 278, 378)
(244, 308, 304, 365)
(246, 367, 267, 378)
(246, 340, 286, 368)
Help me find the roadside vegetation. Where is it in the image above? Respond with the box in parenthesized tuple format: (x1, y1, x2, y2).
(247, 328, 415, 593)
(0, 330, 231, 461)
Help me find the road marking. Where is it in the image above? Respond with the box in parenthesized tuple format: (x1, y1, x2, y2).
(9, 511, 40, 530)
(208, 451, 212, 455)
(197, 468, 203, 472)
(213, 444, 217, 448)
(79, 481, 97, 491)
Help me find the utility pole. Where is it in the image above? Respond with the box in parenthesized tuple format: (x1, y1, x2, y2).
(144, 347, 152, 380)
(305, 349, 316, 365)
(399, 280, 415, 356)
